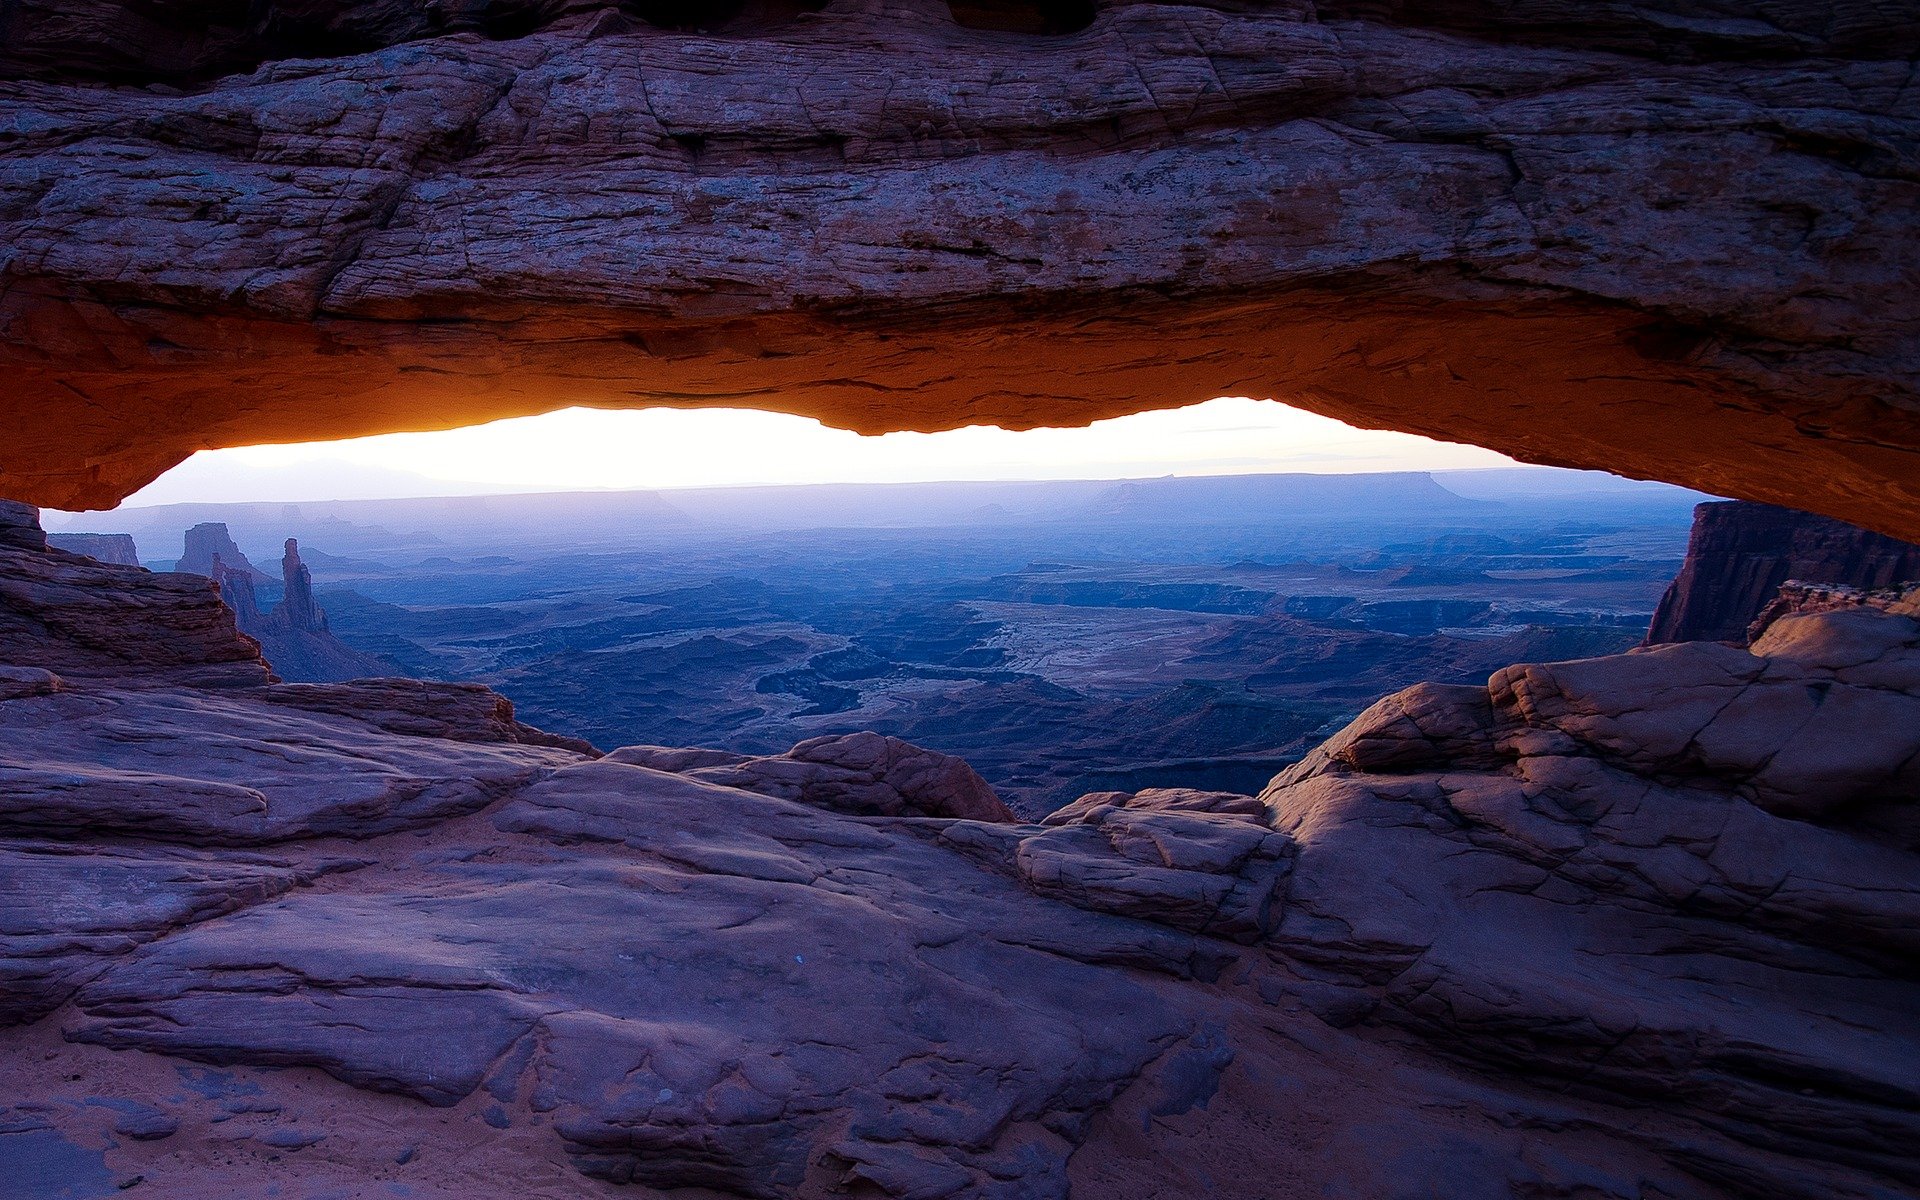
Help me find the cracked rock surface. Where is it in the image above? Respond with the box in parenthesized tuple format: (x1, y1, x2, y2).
(1261, 582, 1920, 1198)
(3, 502, 1918, 1197)
(2, 2, 1918, 536)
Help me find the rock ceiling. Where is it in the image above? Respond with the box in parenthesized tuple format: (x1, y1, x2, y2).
(1, 0, 1914, 534)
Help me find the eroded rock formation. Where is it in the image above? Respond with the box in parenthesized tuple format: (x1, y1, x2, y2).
(1, 1, 1917, 536)
(278, 538, 319, 632)
(1648, 500, 1920, 644)
(0, 502, 272, 687)
(202, 530, 395, 681)
(43, 532, 139, 566)
(607, 732, 1016, 821)
(2, 497, 1916, 1196)
(174, 522, 271, 584)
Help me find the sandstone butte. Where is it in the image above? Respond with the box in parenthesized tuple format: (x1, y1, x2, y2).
(0, 0, 1916, 539)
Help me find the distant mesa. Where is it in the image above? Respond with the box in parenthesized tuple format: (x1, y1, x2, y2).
(174, 522, 273, 584)
(47, 532, 139, 567)
(1647, 501, 1920, 645)
(1092, 472, 1489, 524)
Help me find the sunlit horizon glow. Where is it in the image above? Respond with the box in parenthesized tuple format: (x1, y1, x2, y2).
(98, 398, 1523, 510)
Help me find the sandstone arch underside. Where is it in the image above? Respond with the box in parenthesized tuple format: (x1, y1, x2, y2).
(1, 0, 1915, 533)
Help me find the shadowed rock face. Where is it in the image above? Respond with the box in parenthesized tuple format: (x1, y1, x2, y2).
(0, 503, 273, 688)
(1647, 500, 1920, 645)
(2, 0, 1918, 534)
(43, 532, 138, 567)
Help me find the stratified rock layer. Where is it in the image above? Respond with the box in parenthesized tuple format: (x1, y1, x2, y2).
(607, 732, 1015, 821)
(0, 504, 271, 688)
(44, 532, 139, 567)
(1648, 500, 1920, 644)
(2, 1, 1918, 536)
(173, 523, 272, 584)
(210, 534, 396, 682)
(3, 499, 1918, 1196)
(1257, 587, 1920, 1195)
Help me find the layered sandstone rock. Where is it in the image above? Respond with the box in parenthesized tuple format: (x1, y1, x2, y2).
(1, 1, 1917, 536)
(0, 504, 272, 687)
(2, 502, 1916, 1198)
(608, 731, 1015, 821)
(1042, 785, 1269, 826)
(265, 677, 601, 753)
(174, 523, 272, 584)
(1647, 500, 1920, 644)
(1751, 578, 1920, 639)
(0, 500, 46, 552)
(1254, 587, 1920, 1196)
(44, 532, 139, 567)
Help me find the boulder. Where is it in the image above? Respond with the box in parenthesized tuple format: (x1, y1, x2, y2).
(624, 731, 1014, 822)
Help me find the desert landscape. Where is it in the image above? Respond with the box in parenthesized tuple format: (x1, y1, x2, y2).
(8, 478, 1920, 1199)
(54, 469, 1701, 814)
(3, 0, 1918, 1195)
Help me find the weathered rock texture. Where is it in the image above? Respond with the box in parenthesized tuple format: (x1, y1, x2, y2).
(44, 532, 139, 566)
(1253, 587, 1920, 1195)
(1752, 578, 1920, 640)
(1, 0, 1917, 535)
(1648, 500, 1920, 644)
(1, 505, 272, 687)
(607, 731, 1016, 821)
(3, 493, 1918, 1197)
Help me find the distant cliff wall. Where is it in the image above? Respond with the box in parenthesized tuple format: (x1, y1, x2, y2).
(46, 532, 140, 567)
(1646, 502, 1920, 645)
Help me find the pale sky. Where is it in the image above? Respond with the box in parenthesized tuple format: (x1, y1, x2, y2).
(109, 398, 1521, 508)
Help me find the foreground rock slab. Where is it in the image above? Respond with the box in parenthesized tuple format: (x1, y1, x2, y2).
(3, 504, 1918, 1197)
(1260, 586, 1920, 1197)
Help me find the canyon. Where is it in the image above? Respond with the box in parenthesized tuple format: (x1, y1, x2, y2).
(5, 478, 1920, 1198)
(53, 469, 1697, 812)
(3, 0, 1918, 1194)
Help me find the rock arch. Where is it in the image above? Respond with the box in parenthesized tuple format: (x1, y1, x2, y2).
(0, 0, 1914, 534)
